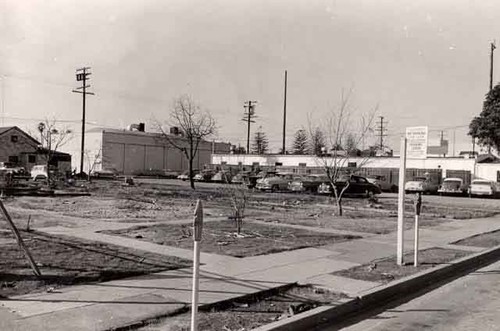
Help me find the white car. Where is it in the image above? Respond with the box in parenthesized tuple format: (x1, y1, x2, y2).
(30, 165, 48, 180)
(469, 179, 498, 198)
(404, 177, 439, 195)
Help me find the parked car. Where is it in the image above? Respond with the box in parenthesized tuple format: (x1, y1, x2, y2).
(256, 173, 295, 192)
(404, 176, 439, 195)
(468, 179, 499, 198)
(194, 169, 216, 182)
(177, 169, 199, 181)
(366, 175, 398, 192)
(92, 168, 119, 179)
(438, 178, 467, 196)
(30, 164, 49, 181)
(231, 171, 250, 185)
(0, 162, 27, 176)
(211, 170, 233, 183)
(163, 169, 180, 179)
(317, 175, 381, 197)
(288, 174, 327, 193)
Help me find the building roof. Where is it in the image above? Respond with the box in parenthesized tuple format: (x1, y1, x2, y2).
(0, 126, 41, 145)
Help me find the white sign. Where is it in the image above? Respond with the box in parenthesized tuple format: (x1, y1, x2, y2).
(406, 126, 428, 159)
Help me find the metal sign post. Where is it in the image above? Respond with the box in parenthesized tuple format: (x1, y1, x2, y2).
(191, 199, 203, 331)
(414, 192, 422, 267)
(397, 138, 407, 266)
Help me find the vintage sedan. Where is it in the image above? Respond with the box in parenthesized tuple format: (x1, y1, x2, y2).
(193, 169, 217, 182)
(366, 175, 398, 192)
(404, 176, 439, 195)
(177, 169, 199, 181)
(255, 173, 295, 192)
(288, 174, 327, 193)
(469, 179, 499, 198)
(211, 170, 233, 183)
(317, 175, 381, 197)
(438, 178, 467, 196)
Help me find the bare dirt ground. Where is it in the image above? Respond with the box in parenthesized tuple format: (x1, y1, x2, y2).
(332, 247, 471, 284)
(0, 230, 190, 297)
(139, 285, 346, 331)
(103, 221, 360, 257)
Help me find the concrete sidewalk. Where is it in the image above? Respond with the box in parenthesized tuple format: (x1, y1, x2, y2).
(1, 215, 499, 331)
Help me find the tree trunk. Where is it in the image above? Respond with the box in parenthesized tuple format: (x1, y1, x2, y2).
(189, 156, 195, 190)
(336, 197, 343, 216)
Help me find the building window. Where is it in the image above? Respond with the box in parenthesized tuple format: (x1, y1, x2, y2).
(11, 135, 18, 143)
(28, 155, 36, 163)
(348, 162, 357, 168)
(275, 162, 283, 166)
(8, 156, 19, 163)
(298, 163, 307, 167)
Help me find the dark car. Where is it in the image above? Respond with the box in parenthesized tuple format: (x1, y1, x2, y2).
(317, 175, 381, 197)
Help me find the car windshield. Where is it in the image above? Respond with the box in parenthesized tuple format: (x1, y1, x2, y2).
(412, 177, 426, 182)
(472, 180, 490, 185)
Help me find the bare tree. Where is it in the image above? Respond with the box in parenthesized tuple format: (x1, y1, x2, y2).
(220, 167, 248, 235)
(310, 90, 377, 216)
(158, 95, 216, 189)
(36, 119, 73, 182)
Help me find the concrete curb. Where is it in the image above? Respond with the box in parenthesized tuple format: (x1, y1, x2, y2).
(252, 243, 500, 331)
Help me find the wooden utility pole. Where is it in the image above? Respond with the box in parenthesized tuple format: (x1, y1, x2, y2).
(242, 101, 257, 154)
(282, 70, 287, 154)
(490, 42, 496, 91)
(72, 67, 95, 175)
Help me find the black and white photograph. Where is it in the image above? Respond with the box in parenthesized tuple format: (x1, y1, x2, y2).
(1, 0, 499, 330)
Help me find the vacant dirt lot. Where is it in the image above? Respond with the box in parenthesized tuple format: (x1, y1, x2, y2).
(103, 221, 360, 257)
(2, 178, 499, 298)
(0, 230, 190, 297)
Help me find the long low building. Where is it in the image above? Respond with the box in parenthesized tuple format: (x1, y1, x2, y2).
(85, 127, 230, 175)
(211, 153, 500, 183)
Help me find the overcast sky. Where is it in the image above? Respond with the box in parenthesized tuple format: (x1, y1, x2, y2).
(1, 0, 499, 156)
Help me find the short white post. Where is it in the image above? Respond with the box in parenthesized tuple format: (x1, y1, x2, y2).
(414, 192, 422, 267)
(191, 200, 203, 331)
(397, 138, 407, 266)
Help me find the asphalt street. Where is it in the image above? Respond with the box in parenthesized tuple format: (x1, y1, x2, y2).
(321, 259, 500, 331)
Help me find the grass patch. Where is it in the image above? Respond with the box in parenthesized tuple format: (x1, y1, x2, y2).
(0, 230, 190, 297)
(452, 229, 500, 248)
(103, 221, 361, 258)
(332, 247, 471, 284)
